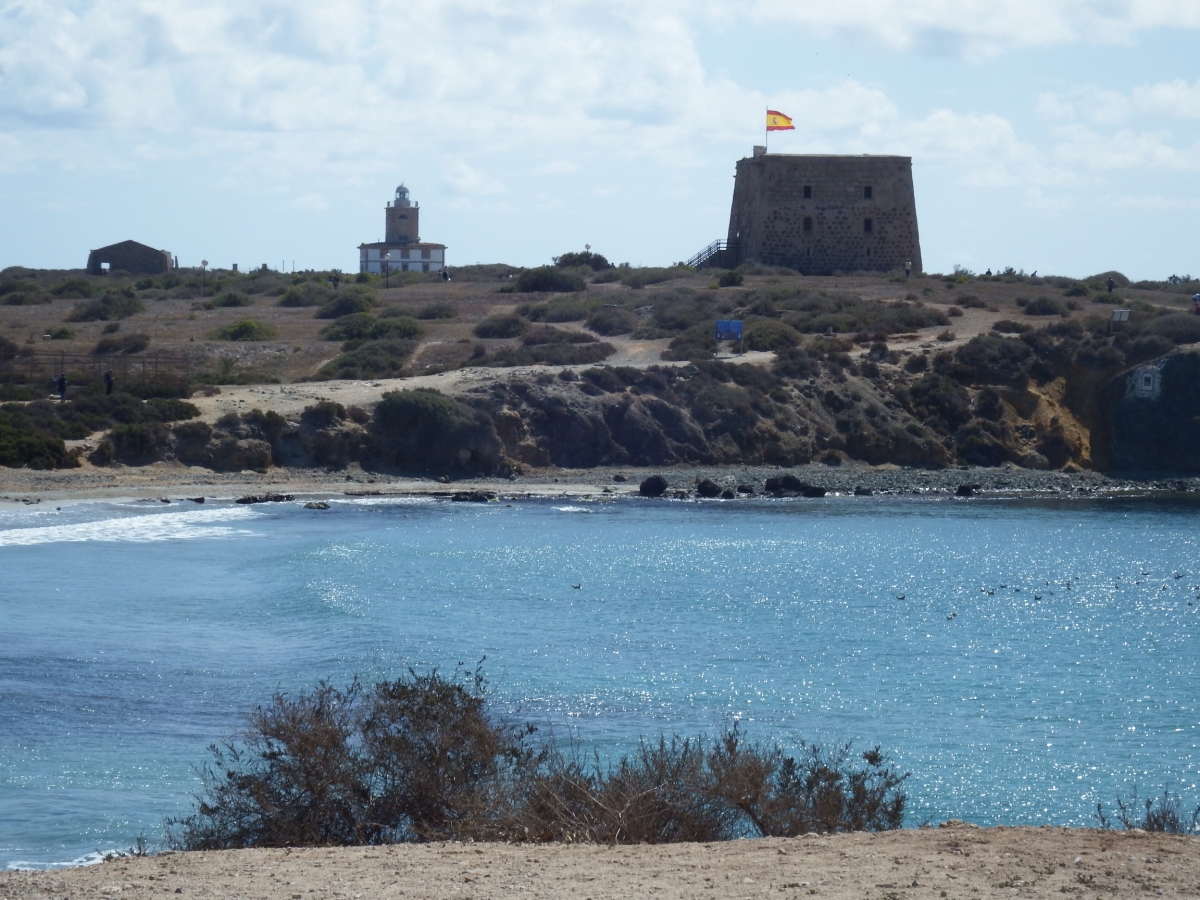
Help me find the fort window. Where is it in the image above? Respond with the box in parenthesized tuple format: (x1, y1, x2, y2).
(401, 249, 410, 259)
(422, 263, 430, 272)
(803, 185, 812, 199)
(803, 217, 813, 231)
(864, 218, 873, 233)
(421, 248, 432, 259)
(863, 185, 873, 199)
(401, 263, 409, 272)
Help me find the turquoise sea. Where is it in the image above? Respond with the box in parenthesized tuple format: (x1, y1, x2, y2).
(1, 493, 1198, 868)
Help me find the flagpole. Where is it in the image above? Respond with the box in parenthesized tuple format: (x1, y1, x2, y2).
(765, 107, 768, 153)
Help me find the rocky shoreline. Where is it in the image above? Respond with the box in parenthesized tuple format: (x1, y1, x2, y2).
(2, 461, 1197, 508)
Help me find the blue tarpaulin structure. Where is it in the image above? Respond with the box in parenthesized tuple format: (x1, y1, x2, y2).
(715, 319, 743, 341)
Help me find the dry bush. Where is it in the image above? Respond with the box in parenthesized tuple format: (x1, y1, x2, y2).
(168, 673, 907, 849)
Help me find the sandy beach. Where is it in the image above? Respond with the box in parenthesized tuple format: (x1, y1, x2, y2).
(3, 826, 1198, 899)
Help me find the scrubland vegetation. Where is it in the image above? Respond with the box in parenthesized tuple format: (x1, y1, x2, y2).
(3, 256, 1200, 474)
(167, 668, 907, 849)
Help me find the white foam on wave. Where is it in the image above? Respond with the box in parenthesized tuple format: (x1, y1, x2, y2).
(341, 496, 437, 507)
(0, 505, 261, 548)
(553, 505, 592, 513)
(6, 849, 110, 870)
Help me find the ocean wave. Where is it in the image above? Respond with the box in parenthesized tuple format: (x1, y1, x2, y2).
(6, 849, 110, 870)
(553, 506, 592, 513)
(0, 506, 260, 547)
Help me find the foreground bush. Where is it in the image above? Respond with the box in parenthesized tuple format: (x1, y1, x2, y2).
(1097, 786, 1199, 834)
(167, 670, 907, 849)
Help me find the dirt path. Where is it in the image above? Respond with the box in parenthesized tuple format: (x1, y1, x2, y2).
(3, 827, 1197, 900)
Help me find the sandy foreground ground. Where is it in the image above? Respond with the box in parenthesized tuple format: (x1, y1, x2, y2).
(3, 826, 1199, 900)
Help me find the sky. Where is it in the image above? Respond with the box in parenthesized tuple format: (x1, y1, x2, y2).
(1, 0, 1198, 280)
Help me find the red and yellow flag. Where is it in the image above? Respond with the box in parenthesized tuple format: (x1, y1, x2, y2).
(766, 109, 794, 131)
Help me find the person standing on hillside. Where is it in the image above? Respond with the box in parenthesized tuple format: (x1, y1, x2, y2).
(905, 260, 912, 279)
(56, 372, 67, 402)
(104, 369, 114, 395)
(1108, 277, 1115, 294)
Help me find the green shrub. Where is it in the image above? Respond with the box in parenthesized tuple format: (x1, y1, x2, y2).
(905, 374, 971, 427)
(1063, 283, 1089, 297)
(320, 313, 423, 342)
(108, 421, 171, 462)
(0, 406, 76, 469)
(1143, 314, 1200, 345)
(316, 289, 378, 319)
(664, 324, 718, 361)
(47, 326, 74, 340)
(956, 294, 986, 309)
(212, 319, 278, 341)
(317, 339, 417, 379)
(1024, 296, 1067, 316)
(718, 270, 744, 287)
(937, 333, 1032, 387)
(278, 282, 335, 307)
(93, 333, 150, 355)
(2, 289, 49, 305)
(622, 266, 689, 289)
(782, 296, 948, 335)
(741, 319, 799, 352)
(518, 297, 591, 322)
(474, 314, 529, 339)
(214, 291, 254, 308)
(515, 267, 586, 293)
(102, 322, 120, 334)
(416, 302, 457, 320)
(50, 277, 96, 299)
(0, 336, 19, 365)
(586, 306, 637, 335)
(554, 250, 613, 270)
(68, 293, 146, 322)
(372, 390, 501, 473)
(145, 398, 200, 422)
(992, 320, 1032, 334)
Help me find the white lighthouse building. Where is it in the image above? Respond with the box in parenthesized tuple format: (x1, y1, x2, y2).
(358, 184, 447, 275)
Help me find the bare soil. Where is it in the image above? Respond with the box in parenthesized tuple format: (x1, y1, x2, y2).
(3, 826, 1198, 900)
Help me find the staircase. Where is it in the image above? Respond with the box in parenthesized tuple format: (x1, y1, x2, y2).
(686, 239, 741, 270)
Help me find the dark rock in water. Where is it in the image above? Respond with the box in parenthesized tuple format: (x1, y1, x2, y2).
(736, 483, 755, 494)
(235, 493, 294, 504)
(671, 490, 690, 499)
(956, 483, 980, 497)
(801, 485, 826, 497)
(764, 474, 804, 493)
(720, 489, 736, 499)
(639, 474, 669, 497)
(188, 497, 205, 504)
(304, 501, 331, 509)
(854, 486, 873, 496)
(612, 474, 628, 483)
(451, 491, 496, 502)
(696, 478, 722, 498)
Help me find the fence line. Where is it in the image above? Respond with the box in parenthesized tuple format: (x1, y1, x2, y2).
(0, 351, 193, 386)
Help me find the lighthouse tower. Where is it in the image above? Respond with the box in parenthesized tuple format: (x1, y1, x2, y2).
(358, 183, 447, 275)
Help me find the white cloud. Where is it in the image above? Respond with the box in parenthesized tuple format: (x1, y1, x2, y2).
(725, 0, 1200, 58)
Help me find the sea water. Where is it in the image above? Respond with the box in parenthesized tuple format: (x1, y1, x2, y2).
(1, 494, 1197, 868)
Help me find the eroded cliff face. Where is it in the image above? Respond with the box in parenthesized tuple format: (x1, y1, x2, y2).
(1100, 351, 1200, 473)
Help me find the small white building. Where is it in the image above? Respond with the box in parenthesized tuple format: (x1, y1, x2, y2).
(358, 184, 447, 275)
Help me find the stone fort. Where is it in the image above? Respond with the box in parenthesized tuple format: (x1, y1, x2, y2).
(691, 149, 922, 275)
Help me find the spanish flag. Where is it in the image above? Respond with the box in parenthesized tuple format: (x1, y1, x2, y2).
(766, 109, 795, 132)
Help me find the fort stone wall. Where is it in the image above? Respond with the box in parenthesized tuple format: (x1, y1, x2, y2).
(726, 154, 921, 275)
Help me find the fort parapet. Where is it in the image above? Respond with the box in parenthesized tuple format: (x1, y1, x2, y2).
(692, 152, 921, 275)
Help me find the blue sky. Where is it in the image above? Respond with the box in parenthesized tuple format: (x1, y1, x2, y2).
(1, 0, 1198, 279)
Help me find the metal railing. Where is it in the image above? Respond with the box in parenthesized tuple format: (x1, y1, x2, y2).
(686, 239, 741, 270)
